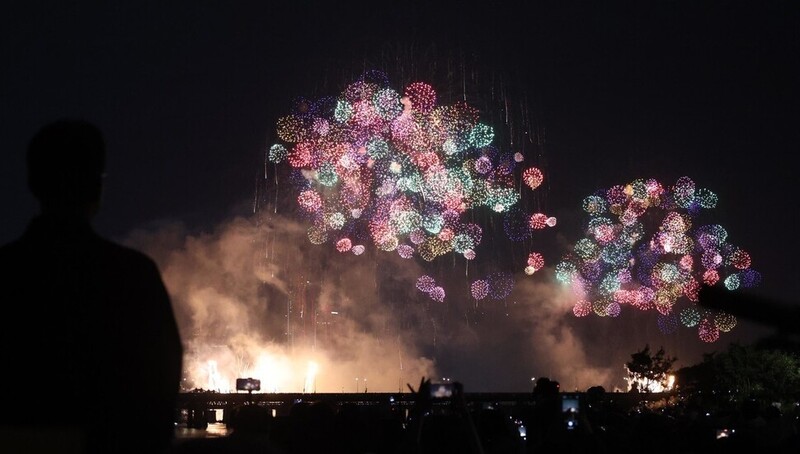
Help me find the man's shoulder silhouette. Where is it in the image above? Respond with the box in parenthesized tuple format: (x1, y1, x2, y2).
(0, 212, 173, 326)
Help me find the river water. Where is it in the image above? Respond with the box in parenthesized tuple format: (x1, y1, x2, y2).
(174, 422, 231, 440)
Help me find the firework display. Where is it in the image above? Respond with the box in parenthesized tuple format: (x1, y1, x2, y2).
(270, 73, 553, 301)
(267, 74, 759, 340)
(416, 275, 446, 302)
(556, 177, 759, 342)
(467, 271, 517, 302)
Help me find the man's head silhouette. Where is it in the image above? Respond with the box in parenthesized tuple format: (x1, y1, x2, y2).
(26, 119, 106, 218)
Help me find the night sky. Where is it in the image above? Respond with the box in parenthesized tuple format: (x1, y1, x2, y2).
(2, 1, 798, 391)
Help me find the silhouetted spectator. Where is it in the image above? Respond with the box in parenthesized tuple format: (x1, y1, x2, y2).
(0, 119, 184, 453)
(332, 403, 363, 453)
(402, 377, 485, 454)
(171, 405, 286, 454)
(527, 377, 559, 450)
(289, 400, 337, 454)
(473, 408, 525, 454)
(527, 378, 604, 453)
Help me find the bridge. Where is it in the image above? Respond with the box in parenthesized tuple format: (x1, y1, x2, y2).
(176, 391, 673, 429)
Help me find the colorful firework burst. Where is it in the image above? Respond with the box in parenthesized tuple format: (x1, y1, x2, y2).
(556, 177, 759, 342)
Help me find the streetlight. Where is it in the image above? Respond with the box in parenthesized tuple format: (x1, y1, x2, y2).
(355, 377, 359, 393)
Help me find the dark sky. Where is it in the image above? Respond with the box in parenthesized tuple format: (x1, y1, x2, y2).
(2, 1, 798, 387)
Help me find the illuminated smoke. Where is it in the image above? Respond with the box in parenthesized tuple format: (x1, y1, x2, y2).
(123, 213, 635, 392)
(125, 215, 436, 392)
(512, 274, 616, 390)
(124, 212, 741, 392)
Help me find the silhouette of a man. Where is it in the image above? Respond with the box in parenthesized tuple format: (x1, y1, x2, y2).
(0, 120, 184, 453)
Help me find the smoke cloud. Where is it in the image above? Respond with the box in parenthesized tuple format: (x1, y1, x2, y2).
(125, 211, 718, 393)
(125, 214, 437, 393)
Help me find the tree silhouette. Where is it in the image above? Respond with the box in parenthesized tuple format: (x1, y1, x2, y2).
(707, 342, 800, 401)
(625, 344, 677, 392)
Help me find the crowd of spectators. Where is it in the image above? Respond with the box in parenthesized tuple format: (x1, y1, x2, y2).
(171, 377, 800, 454)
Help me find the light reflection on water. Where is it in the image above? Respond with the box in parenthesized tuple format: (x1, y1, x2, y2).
(174, 423, 232, 440)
